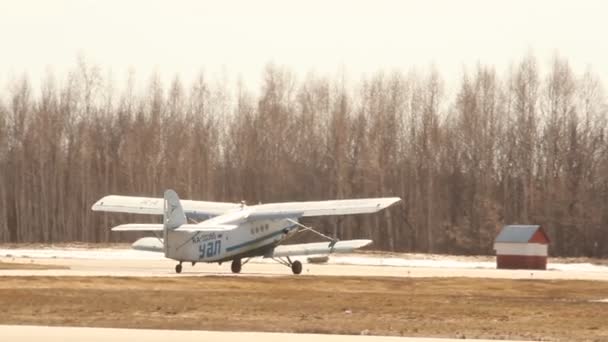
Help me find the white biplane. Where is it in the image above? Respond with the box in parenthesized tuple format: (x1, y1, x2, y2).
(92, 190, 400, 274)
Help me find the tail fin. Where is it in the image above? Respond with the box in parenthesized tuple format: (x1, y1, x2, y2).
(163, 189, 186, 230)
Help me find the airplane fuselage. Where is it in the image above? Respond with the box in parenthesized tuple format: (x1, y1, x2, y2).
(164, 218, 298, 263)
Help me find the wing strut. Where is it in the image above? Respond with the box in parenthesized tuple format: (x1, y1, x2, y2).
(285, 218, 339, 249)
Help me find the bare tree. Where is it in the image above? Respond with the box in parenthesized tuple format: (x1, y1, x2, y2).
(1, 57, 608, 257)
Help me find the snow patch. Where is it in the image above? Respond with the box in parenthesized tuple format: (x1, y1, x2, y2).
(329, 256, 496, 269)
(548, 263, 608, 273)
(589, 298, 608, 303)
(0, 248, 163, 260)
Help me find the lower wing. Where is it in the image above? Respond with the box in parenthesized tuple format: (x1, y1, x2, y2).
(129, 238, 372, 256)
(270, 239, 372, 257)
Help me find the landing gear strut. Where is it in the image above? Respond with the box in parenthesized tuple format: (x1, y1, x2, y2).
(231, 258, 242, 273)
(273, 256, 303, 275)
(175, 262, 183, 274)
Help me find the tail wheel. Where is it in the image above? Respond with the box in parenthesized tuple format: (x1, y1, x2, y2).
(291, 260, 302, 275)
(231, 259, 242, 274)
(175, 263, 182, 274)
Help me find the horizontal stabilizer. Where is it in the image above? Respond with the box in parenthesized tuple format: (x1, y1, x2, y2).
(271, 239, 372, 258)
(132, 237, 163, 252)
(112, 224, 163, 231)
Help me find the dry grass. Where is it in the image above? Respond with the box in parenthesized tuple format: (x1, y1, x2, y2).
(0, 261, 68, 270)
(1, 276, 607, 341)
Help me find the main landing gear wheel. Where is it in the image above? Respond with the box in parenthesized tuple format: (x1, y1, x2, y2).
(291, 260, 302, 275)
(273, 256, 304, 275)
(231, 258, 242, 274)
(175, 263, 183, 274)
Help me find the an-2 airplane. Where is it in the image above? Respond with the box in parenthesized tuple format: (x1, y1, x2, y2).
(92, 190, 401, 274)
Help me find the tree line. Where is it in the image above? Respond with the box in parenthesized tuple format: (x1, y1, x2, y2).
(1, 55, 607, 257)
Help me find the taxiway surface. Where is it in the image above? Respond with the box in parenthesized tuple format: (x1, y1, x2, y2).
(1, 247, 608, 280)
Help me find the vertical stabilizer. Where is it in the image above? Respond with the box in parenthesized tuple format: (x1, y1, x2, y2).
(163, 189, 187, 230)
(163, 189, 186, 257)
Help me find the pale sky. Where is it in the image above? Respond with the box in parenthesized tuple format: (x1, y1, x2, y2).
(0, 0, 606, 91)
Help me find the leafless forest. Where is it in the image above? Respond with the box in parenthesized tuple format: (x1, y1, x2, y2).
(1, 55, 607, 256)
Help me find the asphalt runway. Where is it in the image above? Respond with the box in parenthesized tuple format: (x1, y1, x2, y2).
(2, 255, 608, 280)
(0, 325, 531, 342)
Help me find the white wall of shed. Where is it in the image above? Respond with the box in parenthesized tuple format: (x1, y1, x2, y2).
(493, 243, 548, 256)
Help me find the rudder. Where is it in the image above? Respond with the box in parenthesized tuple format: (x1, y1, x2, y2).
(163, 189, 187, 230)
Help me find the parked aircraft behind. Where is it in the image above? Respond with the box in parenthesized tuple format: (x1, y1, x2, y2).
(91, 190, 401, 274)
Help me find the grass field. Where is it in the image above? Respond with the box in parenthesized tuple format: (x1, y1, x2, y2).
(1, 276, 607, 341)
(0, 261, 68, 270)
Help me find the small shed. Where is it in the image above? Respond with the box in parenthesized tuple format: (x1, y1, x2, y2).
(493, 225, 550, 270)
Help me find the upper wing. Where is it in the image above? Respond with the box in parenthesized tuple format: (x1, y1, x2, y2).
(200, 208, 305, 225)
(91, 195, 241, 217)
(250, 197, 401, 217)
(270, 239, 372, 257)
